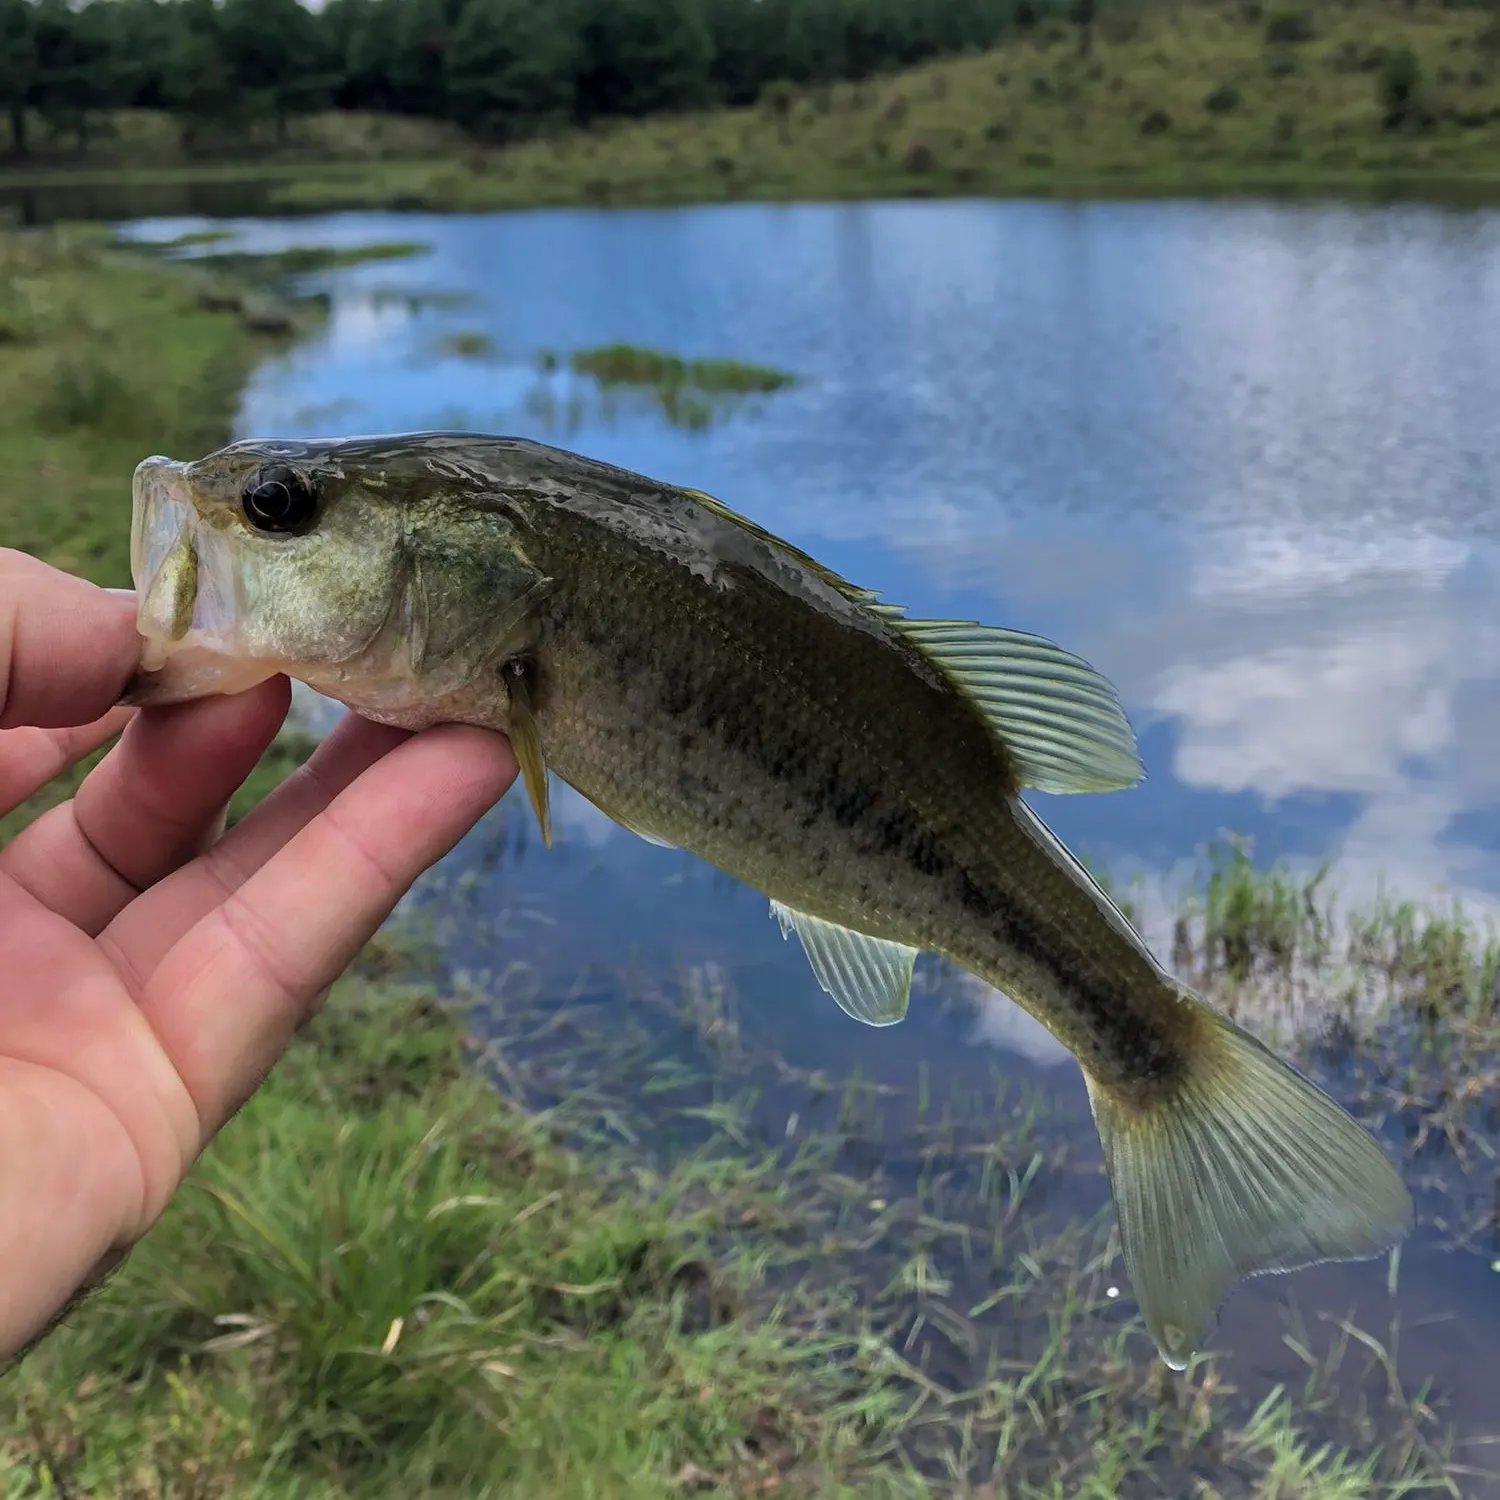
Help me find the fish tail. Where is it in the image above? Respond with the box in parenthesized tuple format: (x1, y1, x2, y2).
(1083, 996, 1413, 1369)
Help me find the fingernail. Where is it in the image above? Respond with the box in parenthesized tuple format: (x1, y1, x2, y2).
(104, 587, 137, 600)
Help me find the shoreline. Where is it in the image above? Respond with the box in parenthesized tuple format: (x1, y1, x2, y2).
(6, 155, 1500, 217)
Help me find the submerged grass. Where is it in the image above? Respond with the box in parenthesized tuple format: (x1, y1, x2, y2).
(182, 240, 429, 281)
(569, 344, 796, 396)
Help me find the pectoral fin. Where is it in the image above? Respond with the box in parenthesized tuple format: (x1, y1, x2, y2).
(505, 662, 551, 848)
(770, 900, 919, 1026)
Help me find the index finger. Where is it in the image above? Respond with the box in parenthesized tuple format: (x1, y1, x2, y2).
(0, 550, 141, 729)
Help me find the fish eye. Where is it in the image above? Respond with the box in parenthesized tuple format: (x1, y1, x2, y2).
(242, 464, 318, 535)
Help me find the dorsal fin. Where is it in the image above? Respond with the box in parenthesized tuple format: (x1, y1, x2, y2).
(676, 486, 1142, 794)
(891, 620, 1144, 794)
(680, 487, 908, 620)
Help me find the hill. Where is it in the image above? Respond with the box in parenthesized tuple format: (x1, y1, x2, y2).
(5, 0, 1500, 209)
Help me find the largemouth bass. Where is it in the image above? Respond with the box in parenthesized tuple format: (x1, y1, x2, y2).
(122, 431, 1412, 1368)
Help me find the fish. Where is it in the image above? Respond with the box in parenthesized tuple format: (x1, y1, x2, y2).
(122, 430, 1414, 1369)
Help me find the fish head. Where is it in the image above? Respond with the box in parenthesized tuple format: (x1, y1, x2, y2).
(124, 435, 543, 726)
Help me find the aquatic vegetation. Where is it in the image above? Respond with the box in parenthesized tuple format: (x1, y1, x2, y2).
(526, 377, 725, 435)
(1167, 841, 1500, 1228)
(569, 343, 795, 395)
(521, 343, 798, 434)
(1189, 838, 1333, 984)
(112, 234, 430, 340)
(434, 328, 498, 361)
(149, 227, 235, 252)
(177, 239, 429, 279)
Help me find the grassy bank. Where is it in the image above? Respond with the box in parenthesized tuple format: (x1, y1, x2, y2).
(0, 226, 327, 835)
(0, 226, 257, 586)
(0, 944, 923, 1499)
(5, 1, 1500, 211)
(2, 842, 1493, 1496)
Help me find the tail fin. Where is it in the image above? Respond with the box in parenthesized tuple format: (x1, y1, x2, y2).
(1084, 1003, 1413, 1369)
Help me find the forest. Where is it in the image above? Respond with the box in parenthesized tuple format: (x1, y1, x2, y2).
(0, 0, 1069, 156)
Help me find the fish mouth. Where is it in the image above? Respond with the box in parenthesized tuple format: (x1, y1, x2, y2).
(131, 456, 202, 664)
(123, 457, 280, 707)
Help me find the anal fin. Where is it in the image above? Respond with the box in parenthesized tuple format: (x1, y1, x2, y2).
(770, 900, 918, 1027)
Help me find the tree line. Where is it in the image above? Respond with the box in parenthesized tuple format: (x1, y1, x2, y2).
(0, 0, 1053, 158)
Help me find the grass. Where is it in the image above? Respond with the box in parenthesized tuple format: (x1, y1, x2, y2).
(0, 959, 924, 1499)
(0, 226, 255, 582)
(6, 0, 1500, 212)
(568, 344, 796, 395)
(183, 241, 430, 279)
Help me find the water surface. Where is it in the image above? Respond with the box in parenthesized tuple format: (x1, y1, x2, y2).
(120, 198, 1500, 1479)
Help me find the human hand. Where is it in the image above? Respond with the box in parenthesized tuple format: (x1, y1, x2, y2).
(0, 548, 517, 1359)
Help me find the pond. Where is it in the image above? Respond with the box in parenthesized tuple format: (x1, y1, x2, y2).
(119, 198, 1500, 1488)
